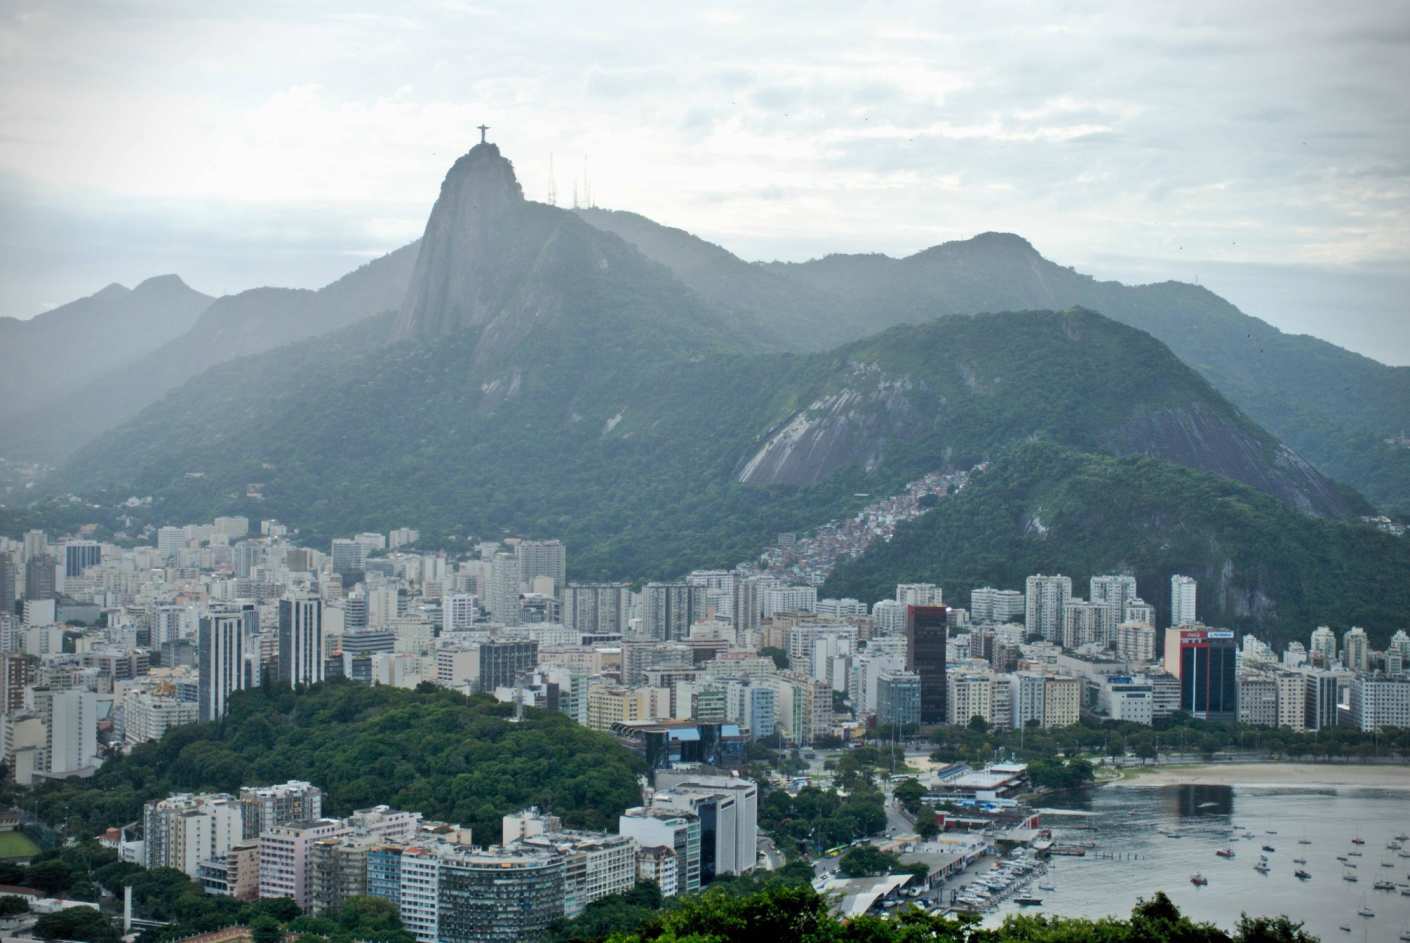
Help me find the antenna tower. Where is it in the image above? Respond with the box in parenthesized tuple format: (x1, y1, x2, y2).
(547, 153, 557, 207)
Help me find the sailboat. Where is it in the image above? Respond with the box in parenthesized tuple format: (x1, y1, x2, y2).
(1357, 893, 1375, 918)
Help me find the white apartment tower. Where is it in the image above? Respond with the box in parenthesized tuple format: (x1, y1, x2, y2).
(1025, 575, 1072, 642)
(1170, 575, 1197, 627)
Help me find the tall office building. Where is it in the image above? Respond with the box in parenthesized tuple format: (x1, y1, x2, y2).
(23, 554, 56, 601)
(515, 539, 566, 596)
(199, 609, 248, 721)
(876, 671, 921, 729)
(62, 540, 102, 579)
(1163, 626, 1236, 721)
(0, 553, 14, 616)
(905, 605, 949, 724)
(643, 582, 701, 642)
(330, 539, 366, 581)
(279, 597, 325, 688)
(1170, 575, 1197, 627)
(1024, 575, 1071, 642)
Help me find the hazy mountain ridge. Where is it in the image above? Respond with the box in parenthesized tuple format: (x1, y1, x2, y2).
(1, 241, 421, 461)
(0, 274, 212, 423)
(578, 214, 1410, 514)
(822, 441, 1410, 646)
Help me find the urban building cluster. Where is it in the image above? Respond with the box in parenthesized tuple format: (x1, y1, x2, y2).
(118, 772, 756, 942)
(2, 520, 1408, 791)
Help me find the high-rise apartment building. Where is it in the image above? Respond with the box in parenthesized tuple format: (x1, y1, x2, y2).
(1349, 677, 1410, 731)
(260, 819, 350, 910)
(896, 583, 943, 607)
(732, 578, 762, 635)
(144, 792, 245, 877)
(563, 583, 631, 635)
(1170, 575, 1197, 627)
(1342, 626, 1370, 673)
(1060, 599, 1120, 649)
(1042, 675, 1081, 728)
(1024, 575, 1071, 642)
(157, 526, 185, 561)
(442, 593, 479, 633)
(1116, 622, 1157, 664)
(969, 587, 1025, 625)
(643, 582, 701, 642)
(905, 605, 948, 724)
(1089, 574, 1138, 613)
(0, 652, 35, 713)
(487, 553, 522, 625)
(1309, 626, 1337, 666)
(514, 539, 566, 596)
(239, 780, 324, 838)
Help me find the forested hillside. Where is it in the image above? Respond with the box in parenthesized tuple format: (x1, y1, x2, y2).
(823, 441, 1410, 646)
(54, 308, 1363, 580)
(28, 682, 644, 842)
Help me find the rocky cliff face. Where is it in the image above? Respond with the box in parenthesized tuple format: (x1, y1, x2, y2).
(738, 362, 925, 486)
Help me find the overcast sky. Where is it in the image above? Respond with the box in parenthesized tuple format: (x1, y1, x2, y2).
(3, 1, 1408, 363)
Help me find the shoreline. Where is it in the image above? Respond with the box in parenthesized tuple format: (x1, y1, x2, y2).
(1105, 761, 1410, 790)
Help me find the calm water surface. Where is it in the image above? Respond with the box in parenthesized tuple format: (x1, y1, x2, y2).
(983, 783, 1410, 941)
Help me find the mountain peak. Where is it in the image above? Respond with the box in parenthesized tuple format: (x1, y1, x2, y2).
(133, 274, 195, 294)
(439, 141, 523, 210)
(394, 142, 535, 339)
(913, 231, 1038, 262)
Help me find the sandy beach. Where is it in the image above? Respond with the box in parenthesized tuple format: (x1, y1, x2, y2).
(1108, 762, 1410, 790)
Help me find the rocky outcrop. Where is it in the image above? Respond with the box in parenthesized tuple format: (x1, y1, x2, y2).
(1109, 402, 1360, 517)
(738, 363, 923, 486)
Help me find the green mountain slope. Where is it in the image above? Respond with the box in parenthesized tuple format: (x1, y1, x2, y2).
(822, 441, 1410, 647)
(61, 306, 1362, 578)
(577, 213, 1409, 515)
(31, 681, 644, 842)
